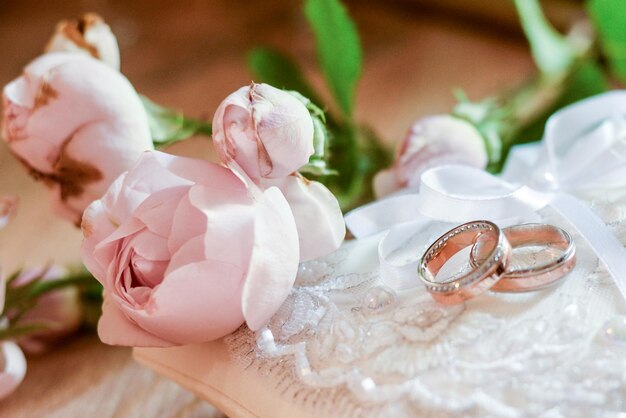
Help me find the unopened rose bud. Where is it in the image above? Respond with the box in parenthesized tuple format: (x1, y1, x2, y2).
(13, 267, 82, 355)
(260, 174, 345, 261)
(212, 82, 315, 179)
(45, 13, 120, 70)
(374, 115, 488, 198)
(2, 53, 153, 223)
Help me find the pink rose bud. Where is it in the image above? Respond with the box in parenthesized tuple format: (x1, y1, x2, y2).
(81, 151, 299, 346)
(374, 115, 488, 198)
(2, 53, 153, 223)
(12, 267, 82, 355)
(212, 82, 315, 179)
(260, 174, 345, 261)
(45, 13, 120, 70)
(0, 341, 26, 400)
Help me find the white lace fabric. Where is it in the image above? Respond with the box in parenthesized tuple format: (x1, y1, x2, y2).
(225, 193, 626, 418)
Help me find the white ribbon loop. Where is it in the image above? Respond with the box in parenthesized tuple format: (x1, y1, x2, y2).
(345, 91, 626, 300)
(417, 166, 550, 223)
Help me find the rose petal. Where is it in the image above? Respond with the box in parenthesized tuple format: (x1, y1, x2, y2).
(45, 14, 120, 70)
(127, 229, 170, 261)
(260, 176, 345, 261)
(55, 122, 152, 216)
(123, 259, 246, 344)
(252, 84, 314, 178)
(157, 150, 246, 191)
(241, 186, 299, 330)
(109, 152, 193, 220)
(187, 184, 255, 269)
(165, 235, 206, 276)
(97, 292, 173, 347)
(134, 187, 188, 238)
(166, 191, 210, 258)
(81, 199, 117, 280)
(90, 217, 145, 285)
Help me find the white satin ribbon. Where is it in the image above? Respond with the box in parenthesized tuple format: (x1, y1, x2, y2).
(345, 91, 626, 299)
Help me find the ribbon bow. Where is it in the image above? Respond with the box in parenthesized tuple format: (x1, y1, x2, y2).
(345, 91, 626, 300)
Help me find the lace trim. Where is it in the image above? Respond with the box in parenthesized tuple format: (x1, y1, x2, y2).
(225, 199, 626, 417)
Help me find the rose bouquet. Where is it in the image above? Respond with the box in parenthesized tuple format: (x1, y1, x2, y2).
(2, 0, 626, 401)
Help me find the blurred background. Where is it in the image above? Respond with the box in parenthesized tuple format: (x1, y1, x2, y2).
(0, 0, 590, 416)
(0, 0, 579, 271)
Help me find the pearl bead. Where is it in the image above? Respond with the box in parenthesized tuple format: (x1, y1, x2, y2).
(361, 285, 396, 315)
(600, 316, 626, 345)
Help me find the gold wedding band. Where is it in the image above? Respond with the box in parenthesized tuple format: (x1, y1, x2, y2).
(418, 220, 511, 304)
(470, 223, 576, 292)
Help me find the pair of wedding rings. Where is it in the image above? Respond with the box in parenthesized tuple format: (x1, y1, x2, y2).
(418, 221, 576, 304)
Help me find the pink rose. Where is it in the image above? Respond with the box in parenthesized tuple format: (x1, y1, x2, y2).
(260, 174, 345, 261)
(212, 82, 314, 179)
(2, 53, 153, 223)
(45, 13, 120, 70)
(12, 266, 83, 355)
(81, 151, 299, 346)
(374, 115, 488, 198)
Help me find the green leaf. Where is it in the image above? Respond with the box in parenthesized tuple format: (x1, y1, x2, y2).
(284, 90, 336, 176)
(0, 322, 52, 340)
(317, 124, 392, 209)
(304, 0, 362, 116)
(140, 95, 212, 148)
(4, 268, 96, 310)
(247, 48, 320, 103)
(299, 160, 338, 176)
(588, 0, 626, 83)
(301, 116, 337, 176)
(514, 0, 575, 75)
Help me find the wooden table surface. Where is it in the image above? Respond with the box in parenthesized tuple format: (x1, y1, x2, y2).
(0, 0, 534, 416)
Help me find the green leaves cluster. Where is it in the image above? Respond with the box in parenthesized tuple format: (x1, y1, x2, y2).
(248, 0, 391, 209)
(141, 95, 212, 149)
(455, 0, 619, 171)
(0, 267, 101, 341)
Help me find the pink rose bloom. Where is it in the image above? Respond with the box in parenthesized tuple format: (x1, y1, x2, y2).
(2, 52, 153, 224)
(212, 82, 314, 179)
(374, 115, 488, 198)
(81, 151, 299, 347)
(45, 13, 120, 70)
(11, 266, 83, 355)
(260, 174, 345, 261)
